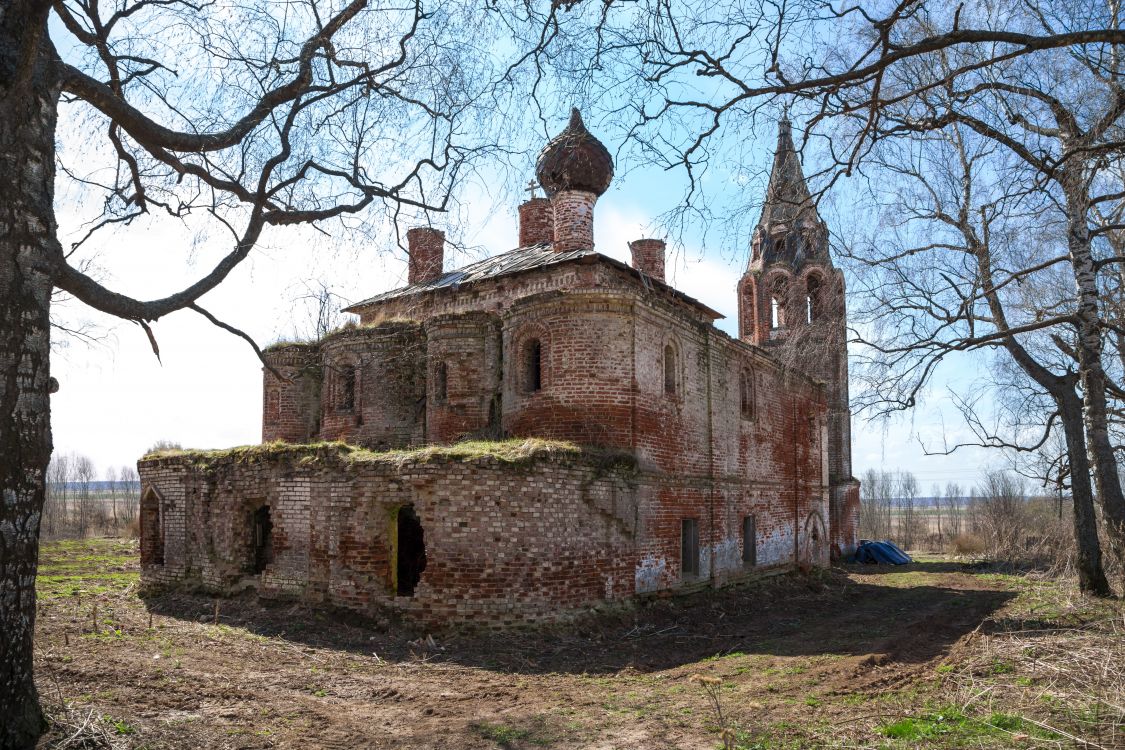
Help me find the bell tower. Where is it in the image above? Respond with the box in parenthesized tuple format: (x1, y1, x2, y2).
(737, 117, 859, 555)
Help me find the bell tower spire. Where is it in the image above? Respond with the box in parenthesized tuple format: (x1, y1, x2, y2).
(736, 116, 859, 557)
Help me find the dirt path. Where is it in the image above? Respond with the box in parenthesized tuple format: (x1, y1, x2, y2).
(34, 541, 1017, 749)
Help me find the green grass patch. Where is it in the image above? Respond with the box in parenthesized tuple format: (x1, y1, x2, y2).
(878, 707, 1057, 744)
(470, 719, 554, 747)
(36, 571, 139, 599)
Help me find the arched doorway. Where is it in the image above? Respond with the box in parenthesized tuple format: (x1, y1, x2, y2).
(801, 510, 828, 568)
(140, 487, 164, 567)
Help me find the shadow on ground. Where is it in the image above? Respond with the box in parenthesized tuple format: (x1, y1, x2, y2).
(142, 567, 1014, 676)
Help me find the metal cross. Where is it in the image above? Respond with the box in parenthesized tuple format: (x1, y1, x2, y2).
(524, 179, 539, 200)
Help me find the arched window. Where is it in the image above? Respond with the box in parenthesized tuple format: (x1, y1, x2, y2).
(806, 275, 823, 323)
(663, 344, 678, 395)
(740, 369, 756, 420)
(769, 276, 788, 330)
(433, 361, 448, 404)
(338, 365, 356, 410)
(523, 338, 542, 393)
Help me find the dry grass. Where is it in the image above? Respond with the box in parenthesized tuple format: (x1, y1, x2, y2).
(948, 588, 1125, 749)
(952, 533, 987, 556)
(140, 437, 636, 472)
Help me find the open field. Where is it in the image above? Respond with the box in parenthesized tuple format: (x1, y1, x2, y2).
(33, 539, 1124, 749)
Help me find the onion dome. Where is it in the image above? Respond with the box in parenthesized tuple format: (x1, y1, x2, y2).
(535, 108, 614, 197)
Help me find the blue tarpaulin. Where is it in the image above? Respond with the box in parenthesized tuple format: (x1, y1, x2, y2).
(853, 540, 913, 565)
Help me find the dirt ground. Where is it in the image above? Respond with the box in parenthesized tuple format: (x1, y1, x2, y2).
(31, 539, 1121, 749)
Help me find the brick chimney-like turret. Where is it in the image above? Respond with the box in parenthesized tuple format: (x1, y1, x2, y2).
(629, 239, 666, 282)
(518, 197, 553, 246)
(407, 227, 445, 284)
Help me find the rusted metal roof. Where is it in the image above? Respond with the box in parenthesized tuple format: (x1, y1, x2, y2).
(343, 243, 723, 320)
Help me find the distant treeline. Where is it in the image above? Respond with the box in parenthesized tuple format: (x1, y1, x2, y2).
(44, 451, 146, 539)
(860, 469, 1078, 573)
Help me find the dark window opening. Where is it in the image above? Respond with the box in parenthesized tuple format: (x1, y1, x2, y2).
(253, 506, 273, 574)
(434, 361, 448, 404)
(742, 515, 757, 566)
(338, 365, 356, 410)
(396, 505, 427, 596)
(740, 370, 756, 420)
(524, 339, 542, 393)
(140, 489, 164, 567)
(681, 518, 700, 578)
(664, 344, 677, 395)
(806, 275, 823, 323)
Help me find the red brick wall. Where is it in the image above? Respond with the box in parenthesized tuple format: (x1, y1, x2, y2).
(318, 323, 426, 449)
(551, 190, 597, 252)
(262, 344, 321, 443)
(138, 444, 829, 627)
(407, 227, 444, 284)
(425, 312, 502, 443)
(629, 238, 666, 281)
(503, 293, 636, 448)
(518, 198, 553, 246)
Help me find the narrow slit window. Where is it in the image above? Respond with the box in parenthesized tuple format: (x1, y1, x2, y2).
(681, 518, 700, 577)
(434, 361, 448, 404)
(338, 365, 356, 410)
(742, 515, 757, 566)
(664, 344, 677, 395)
(524, 339, 542, 393)
(740, 370, 756, 420)
(770, 277, 788, 330)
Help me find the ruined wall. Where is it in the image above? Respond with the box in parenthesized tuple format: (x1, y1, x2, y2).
(318, 322, 426, 449)
(424, 312, 502, 443)
(262, 344, 321, 443)
(502, 292, 636, 448)
(138, 442, 827, 627)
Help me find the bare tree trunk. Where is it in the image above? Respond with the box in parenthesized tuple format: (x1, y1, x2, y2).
(0, 12, 58, 746)
(1063, 178, 1125, 570)
(1059, 394, 1110, 595)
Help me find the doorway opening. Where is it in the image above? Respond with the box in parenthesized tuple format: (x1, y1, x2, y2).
(681, 518, 700, 578)
(253, 505, 273, 574)
(395, 505, 427, 596)
(140, 488, 164, 567)
(742, 515, 757, 567)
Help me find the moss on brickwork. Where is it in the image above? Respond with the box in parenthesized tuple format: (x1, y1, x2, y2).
(262, 339, 319, 352)
(264, 319, 425, 352)
(141, 438, 636, 473)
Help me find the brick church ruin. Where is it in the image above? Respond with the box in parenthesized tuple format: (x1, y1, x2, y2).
(138, 111, 860, 626)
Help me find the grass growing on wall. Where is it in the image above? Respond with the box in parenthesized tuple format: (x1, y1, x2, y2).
(141, 438, 637, 472)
